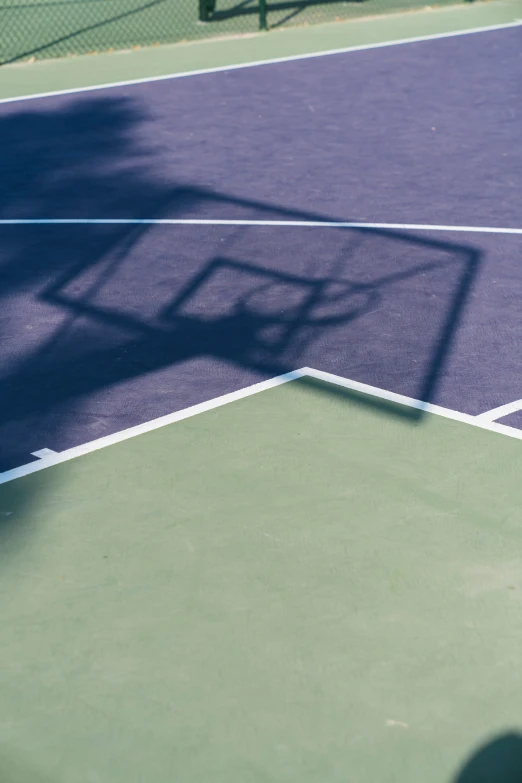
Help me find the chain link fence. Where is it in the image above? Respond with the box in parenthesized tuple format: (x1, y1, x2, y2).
(1, 0, 479, 65)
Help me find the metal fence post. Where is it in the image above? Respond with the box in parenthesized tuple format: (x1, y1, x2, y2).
(259, 0, 268, 29)
(198, 0, 216, 22)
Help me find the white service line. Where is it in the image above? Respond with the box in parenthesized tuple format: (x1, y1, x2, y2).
(476, 398, 522, 423)
(0, 218, 521, 234)
(1, 367, 522, 486)
(0, 19, 520, 106)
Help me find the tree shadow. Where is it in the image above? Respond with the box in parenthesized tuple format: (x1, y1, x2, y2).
(0, 91, 480, 548)
(0, 93, 480, 469)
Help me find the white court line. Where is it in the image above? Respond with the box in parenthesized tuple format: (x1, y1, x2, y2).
(30, 448, 58, 459)
(476, 398, 522, 423)
(1, 367, 522, 486)
(0, 370, 303, 485)
(0, 20, 520, 106)
(0, 219, 521, 234)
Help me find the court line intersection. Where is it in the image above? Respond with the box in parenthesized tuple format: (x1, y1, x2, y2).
(476, 398, 522, 423)
(2, 367, 521, 486)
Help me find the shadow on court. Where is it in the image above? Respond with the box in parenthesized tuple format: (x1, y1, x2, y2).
(454, 733, 522, 783)
(0, 0, 428, 64)
(204, 0, 426, 31)
(0, 59, 520, 783)
(211, 0, 365, 24)
(0, 93, 481, 483)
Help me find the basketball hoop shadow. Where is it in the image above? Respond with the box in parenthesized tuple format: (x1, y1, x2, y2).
(159, 256, 378, 368)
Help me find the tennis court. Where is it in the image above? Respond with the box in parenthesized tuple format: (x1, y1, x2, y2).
(1, 10, 522, 782)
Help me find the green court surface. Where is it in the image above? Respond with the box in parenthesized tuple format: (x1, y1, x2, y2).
(0, 0, 468, 65)
(2, 376, 522, 782)
(1, 0, 520, 100)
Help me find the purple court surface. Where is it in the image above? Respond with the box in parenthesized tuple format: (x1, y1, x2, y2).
(0, 24, 521, 472)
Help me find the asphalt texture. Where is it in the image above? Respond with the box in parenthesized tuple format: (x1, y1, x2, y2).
(0, 24, 521, 471)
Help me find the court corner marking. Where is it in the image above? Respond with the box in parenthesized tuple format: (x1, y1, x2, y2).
(0, 18, 521, 106)
(31, 448, 58, 459)
(0, 370, 305, 485)
(2, 367, 522, 486)
(475, 398, 522, 424)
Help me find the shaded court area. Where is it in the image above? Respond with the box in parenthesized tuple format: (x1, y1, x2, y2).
(1, 220, 522, 472)
(0, 23, 521, 472)
(1, 15, 522, 783)
(2, 377, 522, 782)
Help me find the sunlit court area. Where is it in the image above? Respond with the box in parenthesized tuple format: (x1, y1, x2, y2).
(1, 1, 522, 780)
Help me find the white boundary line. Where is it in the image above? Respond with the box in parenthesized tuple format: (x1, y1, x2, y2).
(1, 219, 521, 234)
(476, 398, 522, 423)
(0, 370, 303, 485)
(1, 366, 521, 486)
(0, 20, 520, 106)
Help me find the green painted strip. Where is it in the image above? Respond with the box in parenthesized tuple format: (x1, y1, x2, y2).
(0, 0, 520, 101)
